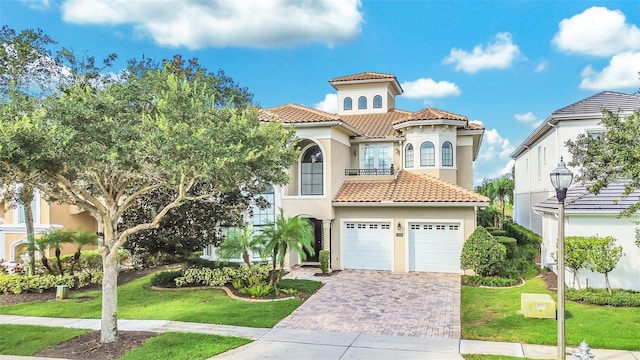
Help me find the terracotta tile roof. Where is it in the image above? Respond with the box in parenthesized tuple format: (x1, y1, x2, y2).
(393, 107, 468, 126)
(341, 109, 411, 138)
(333, 171, 489, 204)
(329, 72, 397, 83)
(258, 104, 339, 123)
(465, 122, 485, 130)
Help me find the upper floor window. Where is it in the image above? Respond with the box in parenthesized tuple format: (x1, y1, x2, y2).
(252, 185, 275, 227)
(420, 141, 435, 167)
(442, 141, 453, 167)
(15, 190, 39, 225)
(373, 95, 382, 108)
(301, 145, 323, 195)
(363, 143, 392, 169)
(343, 97, 352, 111)
(358, 96, 367, 109)
(405, 143, 414, 168)
(587, 129, 605, 141)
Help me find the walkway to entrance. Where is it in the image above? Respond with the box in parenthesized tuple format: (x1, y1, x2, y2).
(278, 268, 461, 338)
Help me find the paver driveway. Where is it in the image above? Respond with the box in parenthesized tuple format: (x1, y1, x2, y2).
(278, 268, 461, 338)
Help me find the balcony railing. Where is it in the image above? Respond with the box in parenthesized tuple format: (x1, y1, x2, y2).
(345, 166, 395, 176)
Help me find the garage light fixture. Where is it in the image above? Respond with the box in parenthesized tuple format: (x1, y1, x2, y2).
(397, 222, 402, 232)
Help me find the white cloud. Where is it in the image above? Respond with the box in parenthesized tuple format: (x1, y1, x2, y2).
(534, 61, 547, 73)
(443, 32, 523, 74)
(19, 0, 50, 10)
(314, 94, 337, 113)
(400, 78, 461, 99)
(474, 128, 515, 183)
(514, 112, 543, 128)
(60, 0, 363, 49)
(579, 52, 640, 90)
(552, 7, 640, 57)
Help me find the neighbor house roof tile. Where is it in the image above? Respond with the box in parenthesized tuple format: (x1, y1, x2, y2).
(553, 91, 640, 115)
(333, 171, 489, 203)
(534, 182, 640, 212)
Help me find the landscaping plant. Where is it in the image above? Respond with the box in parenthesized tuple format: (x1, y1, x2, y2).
(461, 226, 505, 277)
(319, 249, 330, 274)
(216, 225, 264, 267)
(564, 236, 591, 289)
(587, 235, 624, 294)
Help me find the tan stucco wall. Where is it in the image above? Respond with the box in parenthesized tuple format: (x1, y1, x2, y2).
(331, 206, 477, 272)
(456, 145, 474, 190)
(49, 203, 98, 233)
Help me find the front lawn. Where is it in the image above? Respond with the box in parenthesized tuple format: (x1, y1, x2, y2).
(462, 276, 640, 350)
(0, 324, 88, 355)
(0, 272, 319, 328)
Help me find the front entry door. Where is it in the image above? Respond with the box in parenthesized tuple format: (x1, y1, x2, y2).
(305, 218, 323, 262)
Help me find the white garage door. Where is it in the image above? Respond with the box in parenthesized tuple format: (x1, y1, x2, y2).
(409, 222, 462, 273)
(343, 222, 393, 270)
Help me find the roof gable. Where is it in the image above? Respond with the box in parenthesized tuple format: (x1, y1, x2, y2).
(553, 91, 640, 115)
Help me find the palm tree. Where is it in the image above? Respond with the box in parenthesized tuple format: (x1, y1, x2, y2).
(475, 174, 514, 227)
(40, 228, 73, 276)
(70, 229, 99, 273)
(258, 211, 314, 288)
(215, 224, 263, 267)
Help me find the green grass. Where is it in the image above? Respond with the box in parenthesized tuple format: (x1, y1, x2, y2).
(280, 278, 323, 293)
(0, 324, 88, 355)
(462, 276, 640, 350)
(120, 332, 250, 360)
(0, 273, 312, 328)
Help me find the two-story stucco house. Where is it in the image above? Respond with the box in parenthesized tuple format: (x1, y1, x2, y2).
(511, 91, 640, 290)
(204, 72, 489, 274)
(0, 191, 97, 264)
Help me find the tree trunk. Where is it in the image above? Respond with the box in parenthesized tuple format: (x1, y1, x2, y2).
(100, 220, 119, 343)
(23, 200, 36, 276)
(605, 272, 612, 295)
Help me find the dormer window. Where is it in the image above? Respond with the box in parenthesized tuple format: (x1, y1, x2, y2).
(344, 97, 352, 110)
(373, 95, 382, 108)
(405, 143, 414, 168)
(442, 141, 453, 167)
(358, 96, 367, 109)
(420, 141, 435, 167)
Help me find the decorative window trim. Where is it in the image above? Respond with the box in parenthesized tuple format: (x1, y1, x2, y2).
(373, 95, 382, 108)
(358, 96, 367, 109)
(343, 97, 352, 111)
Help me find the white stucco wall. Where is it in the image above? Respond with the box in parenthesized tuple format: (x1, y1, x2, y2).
(540, 212, 640, 291)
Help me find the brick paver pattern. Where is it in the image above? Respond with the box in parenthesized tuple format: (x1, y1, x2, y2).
(278, 268, 461, 339)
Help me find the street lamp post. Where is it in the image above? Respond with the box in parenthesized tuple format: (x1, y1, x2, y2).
(550, 157, 574, 360)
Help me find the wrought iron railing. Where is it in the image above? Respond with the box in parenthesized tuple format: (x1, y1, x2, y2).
(345, 166, 395, 176)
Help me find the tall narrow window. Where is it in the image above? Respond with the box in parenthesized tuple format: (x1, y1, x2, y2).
(442, 141, 453, 167)
(301, 145, 323, 195)
(358, 96, 367, 109)
(15, 189, 39, 224)
(405, 143, 414, 168)
(373, 95, 382, 108)
(537, 146, 542, 180)
(363, 143, 392, 169)
(420, 141, 435, 166)
(343, 97, 352, 110)
(252, 186, 275, 227)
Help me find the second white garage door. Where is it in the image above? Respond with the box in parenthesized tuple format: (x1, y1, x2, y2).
(409, 222, 462, 273)
(343, 222, 393, 271)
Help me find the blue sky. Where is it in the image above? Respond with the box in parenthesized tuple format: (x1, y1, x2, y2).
(3, 0, 640, 184)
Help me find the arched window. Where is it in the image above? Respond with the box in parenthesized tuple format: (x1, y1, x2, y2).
(358, 96, 367, 109)
(343, 97, 352, 110)
(405, 143, 414, 168)
(373, 95, 382, 108)
(420, 142, 435, 167)
(301, 145, 323, 195)
(442, 141, 453, 167)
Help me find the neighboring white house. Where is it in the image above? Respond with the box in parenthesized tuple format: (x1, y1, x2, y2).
(203, 72, 489, 273)
(511, 91, 640, 235)
(511, 91, 640, 290)
(533, 184, 640, 291)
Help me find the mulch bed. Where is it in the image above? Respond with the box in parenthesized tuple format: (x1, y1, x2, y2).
(35, 330, 156, 360)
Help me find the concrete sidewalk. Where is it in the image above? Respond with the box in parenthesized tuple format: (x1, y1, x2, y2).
(1, 315, 638, 359)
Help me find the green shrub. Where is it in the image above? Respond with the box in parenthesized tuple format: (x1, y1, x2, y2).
(319, 250, 329, 274)
(0, 271, 103, 294)
(464, 275, 518, 287)
(174, 264, 270, 288)
(484, 226, 499, 233)
(494, 236, 517, 257)
(150, 270, 183, 287)
(240, 281, 273, 298)
(461, 226, 506, 277)
(504, 221, 541, 245)
(567, 288, 640, 307)
(489, 229, 508, 237)
(185, 257, 242, 270)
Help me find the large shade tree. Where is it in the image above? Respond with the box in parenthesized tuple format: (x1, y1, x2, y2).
(0, 54, 298, 343)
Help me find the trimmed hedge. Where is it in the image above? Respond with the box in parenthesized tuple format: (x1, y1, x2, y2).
(0, 270, 103, 294)
(494, 236, 517, 258)
(174, 264, 271, 287)
(464, 275, 519, 287)
(150, 270, 183, 287)
(567, 288, 640, 307)
(489, 229, 508, 237)
(504, 221, 541, 245)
